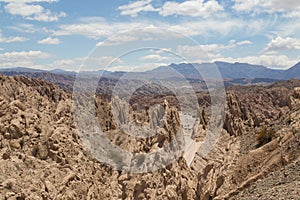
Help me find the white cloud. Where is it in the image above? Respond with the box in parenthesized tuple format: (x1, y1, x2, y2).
(216, 54, 298, 69)
(0, 48, 3, 51)
(177, 44, 223, 61)
(88, 56, 122, 65)
(283, 10, 300, 18)
(54, 22, 177, 40)
(81, 55, 123, 71)
(46, 57, 83, 71)
(270, 0, 300, 11)
(0, 50, 51, 68)
(118, 0, 158, 17)
(159, 0, 223, 17)
(236, 40, 253, 45)
(53, 21, 141, 39)
(9, 23, 50, 34)
(174, 39, 296, 69)
(0, 50, 51, 60)
(176, 40, 252, 60)
(109, 62, 168, 72)
(38, 37, 61, 45)
(0, 0, 59, 2)
(53, 17, 259, 42)
(167, 18, 264, 37)
(178, 44, 221, 56)
(4, 2, 44, 16)
(95, 26, 186, 46)
(1, 0, 65, 22)
(26, 10, 66, 22)
(274, 20, 300, 37)
(232, 0, 263, 13)
(44, 56, 122, 71)
(96, 35, 137, 46)
(118, 0, 223, 18)
(152, 48, 172, 54)
(265, 36, 300, 52)
(0, 33, 28, 43)
(232, 0, 300, 17)
(139, 54, 170, 62)
(51, 58, 82, 66)
(53, 24, 110, 39)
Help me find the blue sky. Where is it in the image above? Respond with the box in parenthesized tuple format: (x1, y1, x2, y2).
(0, 0, 300, 71)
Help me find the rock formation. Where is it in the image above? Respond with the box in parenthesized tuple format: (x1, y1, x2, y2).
(0, 74, 299, 199)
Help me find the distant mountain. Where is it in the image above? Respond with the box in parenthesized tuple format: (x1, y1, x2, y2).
(49, 69, 77, 76)
(0, 67, 44, 73)
(149, 62, 288, 80)
(214, 62, 284, 79)
(284, 62, 300, 79)
(0, 61, 299, 88)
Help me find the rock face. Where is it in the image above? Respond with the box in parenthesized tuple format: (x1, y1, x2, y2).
(189, 82, 300, 200)
(0, 74, 300, 199)
(0, 74, 194, 199)
(230, 159, 300, 200)
(223, 93, 248, 136)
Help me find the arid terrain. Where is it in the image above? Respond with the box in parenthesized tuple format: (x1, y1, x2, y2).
(1, 0, 300, 199)
(0, 74, 300, 200)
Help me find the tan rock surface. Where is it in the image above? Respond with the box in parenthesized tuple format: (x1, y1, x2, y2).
(0, 74, 300, 199)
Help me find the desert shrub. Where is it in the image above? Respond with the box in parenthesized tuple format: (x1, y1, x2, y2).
(255, 126, 275, 148)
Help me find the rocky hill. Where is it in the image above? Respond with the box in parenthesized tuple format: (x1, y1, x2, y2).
(0, 74, 299, 199)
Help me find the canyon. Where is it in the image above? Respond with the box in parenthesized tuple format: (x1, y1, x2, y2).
(0, 74, 299, 199)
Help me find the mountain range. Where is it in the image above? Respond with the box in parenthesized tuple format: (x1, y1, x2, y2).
(1, 61, 300, 81)
(148, 61, 300, 80)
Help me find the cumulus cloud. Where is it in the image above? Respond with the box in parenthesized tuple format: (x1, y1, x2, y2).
(176, 40, 252, 60)
(0, 50, 51, 60)
(109, 62, 168, 72)
(283, 10, 300, 18)
(236, 40, 253, 45)
(232, 0, 263, 13)
(159, 0, 223, 17)
(54, 21, 170, 40)
(118, 0, 223, 18)
(45, 56, 123, 71)
(0, 0, 59, 2)
(173, 40, 285, 68)
(53, 17, 259, 42)
(270, 0, 300, 11)
(1, 0, 66, 22)
(9, 23, 50, 34)
(46, 57, 83, 71)
(216, 54, 298, 69)
(139, 54, 170, 62)
(0, 33, 28, 43)
(232, 0, 300, 17)
(118, 0, 158, 17)
(53, 20, 138, 39)
(167, 19, 264, 37)
(38, 37, 61, 45)
(174, 39, 295, 69)
(0, 50, 51, 68)
(96, 35, 137, 46)
(118, 0, 300, 18)
(265, 36, 300, 52)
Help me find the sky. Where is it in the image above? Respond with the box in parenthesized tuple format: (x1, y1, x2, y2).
(0, 0, 300, 71)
